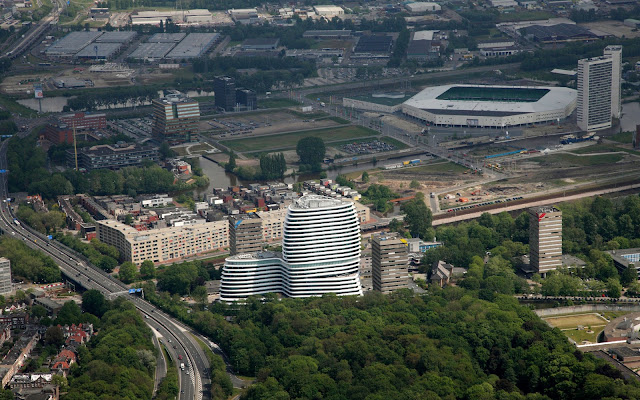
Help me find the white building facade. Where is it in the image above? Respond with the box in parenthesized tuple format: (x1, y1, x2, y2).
(577, 56, 613, 131)
(220, 195, 363, 302)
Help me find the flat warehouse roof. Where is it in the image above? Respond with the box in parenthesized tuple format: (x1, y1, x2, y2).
(94, 31, 137, 43)
(75, 42, 122, 58)
(45, 31, 103, 55)
(129, 42, 175, 59)
(165, 33, 220, 59)
(148, 33, 187, 43)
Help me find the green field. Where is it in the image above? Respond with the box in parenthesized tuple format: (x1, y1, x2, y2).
(609, 131, 633, 144)
(530, 153, 624, 167)
(498, 10, 555, 22)
(437, 86, 549, 102)
(259, 99, 301, 109)
(563, 328, 602, 344)
(220, 126, 379, 152)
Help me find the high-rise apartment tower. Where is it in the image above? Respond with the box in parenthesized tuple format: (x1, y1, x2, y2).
(604, 45, 622, 119)
(213, 76, 236, 112)
(529, 206, 563, 275)
(220, 195, 363, 301)
(0, 258, 11, 295)
(229, 216, 263, 256)
(372, 233, 409, 294)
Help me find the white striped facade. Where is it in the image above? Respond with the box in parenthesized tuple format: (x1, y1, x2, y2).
(220, 195, 363, 302)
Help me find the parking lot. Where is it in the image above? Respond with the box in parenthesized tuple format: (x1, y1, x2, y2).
(342, 139, 396, 154)
(109, 117, 153, 140)
(445, 196, 524, 213)
(203, 110, 341, 138)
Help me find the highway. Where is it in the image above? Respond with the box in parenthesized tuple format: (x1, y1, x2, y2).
(0, 139, 212, 400)
(4, 0, 64, 60)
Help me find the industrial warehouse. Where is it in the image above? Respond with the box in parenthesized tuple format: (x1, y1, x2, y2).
(401, 84, 577, 128)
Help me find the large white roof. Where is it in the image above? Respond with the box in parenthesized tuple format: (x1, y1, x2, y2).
(403, 84, 577, 115)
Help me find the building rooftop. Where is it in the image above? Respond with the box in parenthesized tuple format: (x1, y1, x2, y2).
(45, 31, 103, 56)
(291, 195, 345, 210)
(530, 206, 561, 213)
(75, 42, 122, 59)
(165, 33, 220, 59)
(148, 33, 187, 43)
(129, 42, 176, 59)
(94, 31, 137, 43)
(156, 90, 196, 104)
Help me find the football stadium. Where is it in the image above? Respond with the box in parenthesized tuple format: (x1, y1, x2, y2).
(402, 84, 577, 128)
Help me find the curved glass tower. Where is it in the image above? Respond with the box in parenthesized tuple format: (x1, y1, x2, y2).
(220, 195, 362, 302)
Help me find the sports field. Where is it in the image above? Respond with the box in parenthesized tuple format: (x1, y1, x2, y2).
(436, 86, 549, 102)
(220, 126, 378, 153)
(543, 313, 608, 329)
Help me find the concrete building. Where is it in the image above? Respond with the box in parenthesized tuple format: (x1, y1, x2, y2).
(405, 2, 442, 12)
(313, 5, 344, 17)
(235, 88, 257, 110)
(577, 56, 613, 131)
(213, 76, 236, 112)
(529, 206, 562, 275)
(371, 233, 409, 294)
(68, 142, 159, 170)
(151, 91, 200, 144)
(604, 45, 622, 119)
(58, 112, 106, 131)
(607, 248, 640, 277)
(96, 219, 228, 264)
(229, 216, 263, 255)
(0, 258, 11, 295)
(220, 195, 363, 301)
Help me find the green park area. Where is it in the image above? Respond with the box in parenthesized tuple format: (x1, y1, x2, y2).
(259, 98, 301, 109)
(220, 126, 378, 153)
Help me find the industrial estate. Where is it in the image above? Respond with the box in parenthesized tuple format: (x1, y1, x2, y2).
(0, 0, 640, 398)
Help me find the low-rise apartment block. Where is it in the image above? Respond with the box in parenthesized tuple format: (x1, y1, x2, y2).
(96, 219, 228, 264)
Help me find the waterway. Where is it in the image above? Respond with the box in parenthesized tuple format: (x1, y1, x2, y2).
(196, 152, 427, 194)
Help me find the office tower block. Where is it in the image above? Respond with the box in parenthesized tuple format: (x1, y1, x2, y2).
(151, 91, 200, 144)
(529, 206, 562, 275)
(220, 195, 363, 301)
(604, 45, 622, 119)
(0, 258, 11, 295)
(213, 76, 236, 112)
(229, 216, 263, 256)
(371, 233, 409, 294)
(235, 88, 257, 110)
(577, 56, 613, 132)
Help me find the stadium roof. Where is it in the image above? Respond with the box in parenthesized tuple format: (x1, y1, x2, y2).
(94, 31, 137, 43)
(347, 92, 412, 106)
(403, 85, 577, 115)
(129, 42, 176, 59)
(354, 35, 393, 53)
(45, 31, 103, 56)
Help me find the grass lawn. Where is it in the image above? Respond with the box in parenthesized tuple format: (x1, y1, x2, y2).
(259, 98, 301, 109)
(609, 131, 633, 144)
(543, 313, 608, 329)
(221, 126, 379, 153)
(192, 95, 215, 102)
(530, 153, 624, 167)
(563, 328, 603, 344)
(570, 144, 640, 156)
(326, 116, 350, 124)
(498, 10, 555, 22)
(0, 97, 38, 118)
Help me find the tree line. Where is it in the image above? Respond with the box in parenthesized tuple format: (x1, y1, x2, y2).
(0, 236, 60, 283)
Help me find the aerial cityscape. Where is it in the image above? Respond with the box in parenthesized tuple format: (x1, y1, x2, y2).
(0, 0, 639, 398)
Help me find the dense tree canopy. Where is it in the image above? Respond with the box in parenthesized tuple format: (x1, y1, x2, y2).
(65, 298, 156, 400)
(0, 237, 60, 283)
(296, 137, 326, 172)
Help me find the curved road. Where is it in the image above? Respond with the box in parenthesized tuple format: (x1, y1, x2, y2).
(0, 138, 212, 400)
